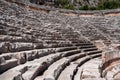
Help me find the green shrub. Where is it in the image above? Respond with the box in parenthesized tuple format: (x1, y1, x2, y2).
(96, 0, 120, 10)
(54, 0, 120, 10)
(54, 0, 69, 7)
(79, 5, 89, 10)
(63, 4, 74, 10)
(96, 3, 104, 10)
(89, 6, 96, 10)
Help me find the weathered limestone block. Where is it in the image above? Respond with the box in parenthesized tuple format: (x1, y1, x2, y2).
(0, 70, 22, 80)
(0, 35, 23, 42)
(62, 49, 81, 57)
(0, 53, 13, 61)
(0, 42, 36, 53)
(35, 58, 69, 80)
(37, 49, 54, 58)
(34, 43, 44, 49)
(14, 52, 26, 64)
(0, 57, 5, 64)
(102, 50, 120, 63)
(23, 53, 62, 80)
(11, 42, 34, 52)
(25, 51, 34, 61)
(22, 64, 46, 80)
(25, 50, 38, 61)
(0, 59, 18, 73)
(30, 51, 38, 60)
(0, 42, 12, 53)
(56, 46, 77, 52)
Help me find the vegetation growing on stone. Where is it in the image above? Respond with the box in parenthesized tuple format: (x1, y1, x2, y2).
(29, 0, 120, 10)
(54, 0, 74, 10)
(79, 0, 120, 10)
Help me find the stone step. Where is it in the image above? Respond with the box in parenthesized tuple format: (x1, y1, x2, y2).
(56, 46, 77, 52)
(33, 49, 101, 79)
(67, 52, 86, 62)
(0, 58, 18, 74)
(0, 48, 82, 80)
(35, 51, 89, 80)
(34, 49, 92, 80)
(61, 49, 81, 57)
(58, 49, 101, 78)
(82, 47, 98, 52)
(80, 58, 102, 79)
(0, 42, 38, 54)
(74, 54, 102, 80)
(80, 45, 96, 49)
(0, 47, 79, 73)
(34, 58, 69, 80)
(75, 43, 93, 46)
(0, 35, 42, 43)
(58, 55, 91, 80)
(0, 46, 78, 62)
(71, 40, 90, 44)
(58, 62, 78, 80)
(0, 48, 57, 73)
(46, 43, 73, 48)
(58, 52, 102, 80)
(67, 50, 101, 62)
(86, 50, 102, 55)
(0, 53, 62, 80)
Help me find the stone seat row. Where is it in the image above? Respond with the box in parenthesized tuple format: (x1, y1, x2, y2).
(0, 43, 101, 80)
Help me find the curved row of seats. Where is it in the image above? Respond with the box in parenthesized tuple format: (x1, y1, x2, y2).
(0, 12, 103, 80)
(0, 43, 102, 80)
(0, 22, 102, 80)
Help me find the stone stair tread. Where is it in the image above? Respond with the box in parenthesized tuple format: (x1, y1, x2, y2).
(73, 55, 90, 65)
(80, 45, 96, 49)
(56, 46, 77, 52)
(1, 58, 18, 64)
(0, 53, 61, 80)
(0, 70, 21, 80)
(82, 47, 98, 52)
(74, 67, 83, 80)
(0, 47, 81, 74)
(67, 52, 85, 61)
(34, 58, 69, 80)
(74, 56, 102, 80)
(0, 46, 81, 80)
(61, 49, 81, 57)
(58, 62, 78, 80)
(86, 50, 102, 55)
(74, 43, 93, 46)
(0, 58, 18, 74)
(58, 51, 101, 80)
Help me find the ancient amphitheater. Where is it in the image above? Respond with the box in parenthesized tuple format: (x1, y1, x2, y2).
(0, 0, 120, 80)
